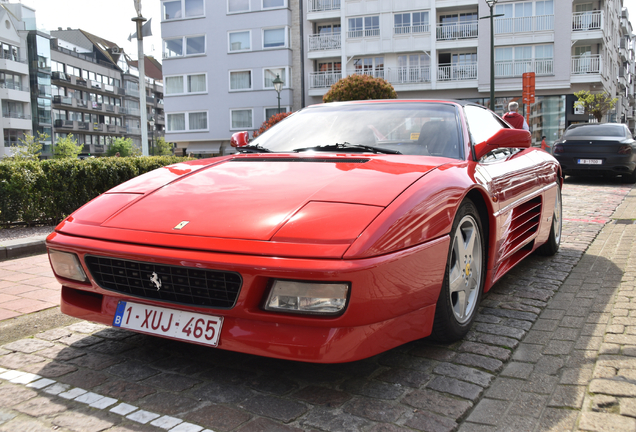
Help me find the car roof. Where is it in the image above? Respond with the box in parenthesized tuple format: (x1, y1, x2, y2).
(307, 99, 471, 108)
(567, 123, 624, 130)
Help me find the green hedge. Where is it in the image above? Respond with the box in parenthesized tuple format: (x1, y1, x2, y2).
(0, 156, 194, 226)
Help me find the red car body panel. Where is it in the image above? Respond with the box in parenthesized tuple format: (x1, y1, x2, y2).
(46, 100, 562, 363)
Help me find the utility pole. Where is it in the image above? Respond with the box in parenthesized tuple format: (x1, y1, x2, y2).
(132, 0, 149, 156)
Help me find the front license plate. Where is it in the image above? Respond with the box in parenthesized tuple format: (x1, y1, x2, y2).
(113, 301, 223, 347)
(577, 159, 603, 165)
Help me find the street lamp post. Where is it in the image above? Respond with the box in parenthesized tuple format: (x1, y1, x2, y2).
(273, 74, 283, 114)
(481, 0, 503, 111)
(149, 119, 155, 155)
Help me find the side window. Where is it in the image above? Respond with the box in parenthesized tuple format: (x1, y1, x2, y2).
(463, 105, 504, 145)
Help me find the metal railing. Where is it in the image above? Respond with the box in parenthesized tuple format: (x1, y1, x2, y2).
(572, 11, 602, 31)
(393, 24, 430, 35)
(437, 63, 478, 81)
(436, 21, 478, 40)
(349, 69, 386, 79)
(494, 59, 554, 77)
(386, 67, 431, 84)
(571, 55, 601, 74)
(307, 0, 340, 12)
(347, 28, 380, 38)
(494, 15, 554, 34)
(53, 95, 73, 105)
(308, 34, 341, 51)
(0, 82, 27, 91)
(3, 112, 30, 119)
(308, 71, 342, 88)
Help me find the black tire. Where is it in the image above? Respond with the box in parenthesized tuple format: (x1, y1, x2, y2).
(430, 199, 485, 342)
(537, 184, 562, 256)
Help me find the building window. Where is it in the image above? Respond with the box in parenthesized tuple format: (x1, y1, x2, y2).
(394, 12, 429, 34)
(352, 57, 384, 78)
(228, 0, 249, 13)
(231, 109, 253, 129)
(263, 28, 286, 48)
(495, 1, 554, 33)
(494, 44, 553, 77)
(229, 31, 251, 52)
(163, 0, 205, 20)
(165, 74, 207, 95)
(167, 113, 185, 131)
(263, 0, 285, 9)
(167, 112, 207, 131)
(348, 16, 379, 38)
(163, 35, 205, 58)
(230, 70, 252, 90)
(263, 67, 288, 88)
(265, 106, 288, 120)
(189, 112, 207, 130)
(165, 76, 184, 94)
(188, 74, 206, 92)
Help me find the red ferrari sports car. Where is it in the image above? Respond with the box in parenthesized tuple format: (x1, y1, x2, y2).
(46, 100, 562, 363)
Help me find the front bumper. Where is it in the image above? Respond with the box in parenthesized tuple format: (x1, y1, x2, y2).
(48, 231, 449, 363)
(555, 155, 636, 176)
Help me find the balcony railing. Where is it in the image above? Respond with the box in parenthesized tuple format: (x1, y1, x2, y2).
(307, 0, 340, 12)
(572, 11, 602, 31)
(347, 28, 380, 38)
(54, 119, 73, 127)
(437, 63, 478, 81)
(53, 95, 73, 105)
(309, 71, 342, 88)
(494, 15, 554, 34)
(386, 67, 431, 84)
(494, 59, 554, 77)
(394, 24, 430, 35)
(571, 55, 601, 74)
(436, 21, 478, 41)
(349, 69, 386, 79)
(3, 112, 31, 119)
(0, 82, 27, 91)
(308, 34, 341, 51)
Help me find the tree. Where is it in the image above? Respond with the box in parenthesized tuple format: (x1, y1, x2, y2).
(107, 137, 141, 157)
(323, 74, 397, 103)
(574, 90, 618, 122)
(252, 112, 293, 139)
(53, 134, 83, 159)
(6, 132, 48, 161)
(153, 137, 174, 156)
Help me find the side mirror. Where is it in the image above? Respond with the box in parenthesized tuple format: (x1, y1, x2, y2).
(474, 128, 531, 160)
(230, 131, 249, 147)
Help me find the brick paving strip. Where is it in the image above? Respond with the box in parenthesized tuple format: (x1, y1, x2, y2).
(0, 179, 632, 432)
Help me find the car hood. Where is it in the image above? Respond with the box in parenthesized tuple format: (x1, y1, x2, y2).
(68, 155, 442, 242)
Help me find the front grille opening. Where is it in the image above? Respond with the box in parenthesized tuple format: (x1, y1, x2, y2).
(84, 256, 242, 309)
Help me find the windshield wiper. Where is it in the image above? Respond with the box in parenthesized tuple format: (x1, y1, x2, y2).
(236, 144, 273, 153)
(291, 142, 401, 154)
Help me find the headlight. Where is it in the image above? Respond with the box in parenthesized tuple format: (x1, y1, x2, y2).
(264, 280, 349, 315)
(48, 250, 88, 282)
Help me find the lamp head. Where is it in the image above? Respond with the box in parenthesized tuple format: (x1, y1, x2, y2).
(273, 74, 283, 93)
(485, 0, 498, 7)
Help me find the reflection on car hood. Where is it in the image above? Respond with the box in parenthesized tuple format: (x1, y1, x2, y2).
(99, 155, 442, 241)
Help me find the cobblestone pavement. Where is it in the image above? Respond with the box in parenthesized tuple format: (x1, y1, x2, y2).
(0, 177, 633, 432)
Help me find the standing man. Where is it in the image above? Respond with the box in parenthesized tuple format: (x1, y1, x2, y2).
(503, 101, 530, 131)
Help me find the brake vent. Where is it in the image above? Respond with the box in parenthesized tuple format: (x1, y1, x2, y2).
(500, 196, 542, 260)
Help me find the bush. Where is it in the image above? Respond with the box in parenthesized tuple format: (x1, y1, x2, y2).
(323, 74, 397, 103)
(54, 134, 83, 159)
(107, 137, 140, 157)
(252, 112, 293, 139)
(0, 156, 193, 226)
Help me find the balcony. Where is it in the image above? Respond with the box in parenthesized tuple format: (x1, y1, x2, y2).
(571, 55, 601, 75)
(437, 63, 477, 81)
(494, 59, 554, 78)
(78, 122, 89, 130)
(93, 123, 104, 132)
(347, 29, 380, 39)
(394, 24, 430, 35)
(53, 95, 73, 105)
(436, 21, 478, 41)
(494, 15, 554, 34)
(0, 82, 30, 103)
(307, 0, 339, 13)
(308, 71, 342, 89)
(52, 71, 71, 82)
(308, 34, 341, 52)
(386, 67, 431, 85)
(54, 119, 74, 128)
(572, 11, 602, 31)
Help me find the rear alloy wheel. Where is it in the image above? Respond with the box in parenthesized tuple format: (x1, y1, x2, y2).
(537, 184, 562, 256)
(430, 199, 485, 342)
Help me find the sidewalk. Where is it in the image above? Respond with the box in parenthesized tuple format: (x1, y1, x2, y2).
(461, 187, 636, 431)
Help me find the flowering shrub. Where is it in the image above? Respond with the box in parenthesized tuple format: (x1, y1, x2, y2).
(323, 74, 397, 103)
(252, 112, 294, 139)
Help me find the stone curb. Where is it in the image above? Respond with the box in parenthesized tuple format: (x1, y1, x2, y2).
(0, 236, 48, 262)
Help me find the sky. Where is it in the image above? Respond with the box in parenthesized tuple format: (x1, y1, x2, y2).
(18, 0, 162, 62)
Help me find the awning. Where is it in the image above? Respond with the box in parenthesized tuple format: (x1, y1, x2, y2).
(185, 142, 221, 155)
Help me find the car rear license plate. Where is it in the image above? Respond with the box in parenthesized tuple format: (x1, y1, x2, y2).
(113, 301, 223, 347)
(577, 159, 603, 165)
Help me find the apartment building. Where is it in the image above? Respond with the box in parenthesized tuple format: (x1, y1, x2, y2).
(161, 0, 297, 156)
(305, 0, 632, 146)
(0, 4, 39, 158)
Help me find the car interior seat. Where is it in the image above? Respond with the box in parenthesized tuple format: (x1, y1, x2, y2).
(417, 120, 460, 158)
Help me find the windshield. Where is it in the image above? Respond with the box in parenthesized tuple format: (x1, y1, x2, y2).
(563, 124, 627, 138)
(249, 102, 463, 158)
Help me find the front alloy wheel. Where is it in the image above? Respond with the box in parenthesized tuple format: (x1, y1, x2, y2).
(430, 199, 485, 342)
